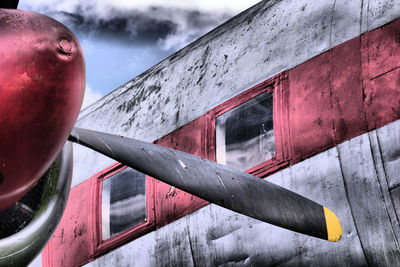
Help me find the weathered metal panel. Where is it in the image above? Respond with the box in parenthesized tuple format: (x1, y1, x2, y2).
(362, 18, 400, 80)
(288, 16, 400, 164)
(365, 0, 400, 32)
(390, 187, 400, 223)
(186, 154, 366, 267)
(70, 127, 337, 241)
(85, 212, 194, 267)
(364, 68, 400, 130)
(70, 13, 400, 187)
(337, 133, 400, 266)
(48, 119, 400, 266)
(367, 130, 400, 244)
(152, 217, 194, 267)
(55, 0, 400, 264)
(331, 37, 367, 143)
(376, 119, 400, 189)
(330, 0, 362, 47)
(72, 0, 400, 186)
(85, 231, 158, 267)
(266, 149, 365, 266)
(85, 232, 156, 267)
(361, 17, 400, 130)
(43, 178, 95, 267)
(360, 0, 369, 33)
(288, 52, 334, 162)
(81, 120, 400, 266)
(60, 21, 400, 265)
(85, 144, 368, 266)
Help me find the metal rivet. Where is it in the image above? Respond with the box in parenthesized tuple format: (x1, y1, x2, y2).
(59, 38, 72, 54)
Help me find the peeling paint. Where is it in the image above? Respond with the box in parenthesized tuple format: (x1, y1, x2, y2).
(47, 0, 400, 266)
(84, 119, 400, 265)
(72, 0, 400, 187)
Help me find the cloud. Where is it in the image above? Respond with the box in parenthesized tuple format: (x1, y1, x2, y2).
(19, 0, 260, 97)
(81, 84, 102, 110)
(19, 0, 259, 50)
(51, 8, 179, 46)
(20, 0, 260, 16)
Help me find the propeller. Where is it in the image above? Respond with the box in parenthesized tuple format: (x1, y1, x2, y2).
(1, 0, 341, 244)
(69, 127, 342, 242)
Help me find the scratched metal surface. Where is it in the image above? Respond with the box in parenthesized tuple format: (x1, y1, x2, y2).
(72, 0, 400, 187)
(84, 119, 400, 266)
(337, 133, 400, 266)
(375, 118, 400, 189)
(86, 217, 194, 267)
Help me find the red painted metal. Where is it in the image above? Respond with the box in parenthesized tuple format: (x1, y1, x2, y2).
(364, 68, 400, 130)
(153, 117, 209, 227)
(42, 179, 94, 267)
(0, 9, 85, 210)
(42, 163, 156, 266)
(44, 16, 400, 265)
(331, 37, 368, 143)
(362, 18, 400, 130)
(362, 18, 400, 80)
(288, 52, 335, 163)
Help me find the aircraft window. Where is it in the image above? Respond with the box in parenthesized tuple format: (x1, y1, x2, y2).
(101, 167, 146, 240)
(216, 91, 275, 171)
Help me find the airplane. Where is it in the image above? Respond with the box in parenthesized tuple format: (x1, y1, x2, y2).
(1, 0, 400, 266)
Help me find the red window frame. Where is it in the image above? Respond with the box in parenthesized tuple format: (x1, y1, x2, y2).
(92, 162, 156, 256)
(87, 72, 290, 258)
(207, 72, 290, 177)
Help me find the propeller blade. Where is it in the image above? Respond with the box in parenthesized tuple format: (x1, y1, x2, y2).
(69, 127, 342, 241)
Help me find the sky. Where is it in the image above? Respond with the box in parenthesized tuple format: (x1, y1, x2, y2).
(19, 0, 260, 109)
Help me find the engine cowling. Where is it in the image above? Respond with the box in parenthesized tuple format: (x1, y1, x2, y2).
(0, 8, 85, 211)
(0, 143, 73, 266)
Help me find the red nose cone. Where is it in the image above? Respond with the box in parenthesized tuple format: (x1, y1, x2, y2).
(0, 9, 85, 210)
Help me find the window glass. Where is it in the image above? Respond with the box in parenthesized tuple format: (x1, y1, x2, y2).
(101, 168, 146, 240)
(216, 91, 275, 171)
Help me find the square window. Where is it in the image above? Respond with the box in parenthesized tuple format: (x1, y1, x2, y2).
(216, 91, 275, 171)
(101, 167, 146, 240)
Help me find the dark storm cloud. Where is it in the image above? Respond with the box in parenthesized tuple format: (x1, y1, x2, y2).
(52, 10, 175, 44)
(45, 6, 231, 48)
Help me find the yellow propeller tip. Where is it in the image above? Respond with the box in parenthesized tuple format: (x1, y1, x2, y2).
(323, 207, 342, 242)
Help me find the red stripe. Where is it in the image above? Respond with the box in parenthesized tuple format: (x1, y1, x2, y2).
(43, 16, 400, 266)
